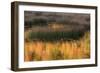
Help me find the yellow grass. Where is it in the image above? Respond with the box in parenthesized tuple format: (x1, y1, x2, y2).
(24, 32, 90, 61)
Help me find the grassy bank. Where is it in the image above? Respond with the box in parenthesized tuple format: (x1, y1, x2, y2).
(24, 31, 90, 61)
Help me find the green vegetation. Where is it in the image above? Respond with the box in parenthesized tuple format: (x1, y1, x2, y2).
(28, 30, 85, 41)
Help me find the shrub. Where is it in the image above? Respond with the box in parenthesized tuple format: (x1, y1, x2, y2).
(28, 30, 85, 41)
(32, 18, 47, 26)
(25, 21, 33, 29)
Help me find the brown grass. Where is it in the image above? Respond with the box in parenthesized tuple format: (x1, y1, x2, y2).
(24, 32, 90, 61)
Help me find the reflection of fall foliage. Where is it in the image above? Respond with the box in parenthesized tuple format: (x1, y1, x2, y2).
(24, 32, 90, 61)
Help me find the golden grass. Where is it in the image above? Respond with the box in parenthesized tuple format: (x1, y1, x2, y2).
(24, 32, 90, 61)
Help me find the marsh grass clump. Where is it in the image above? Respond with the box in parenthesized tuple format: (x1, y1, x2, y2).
(51, 48, 63, 60)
